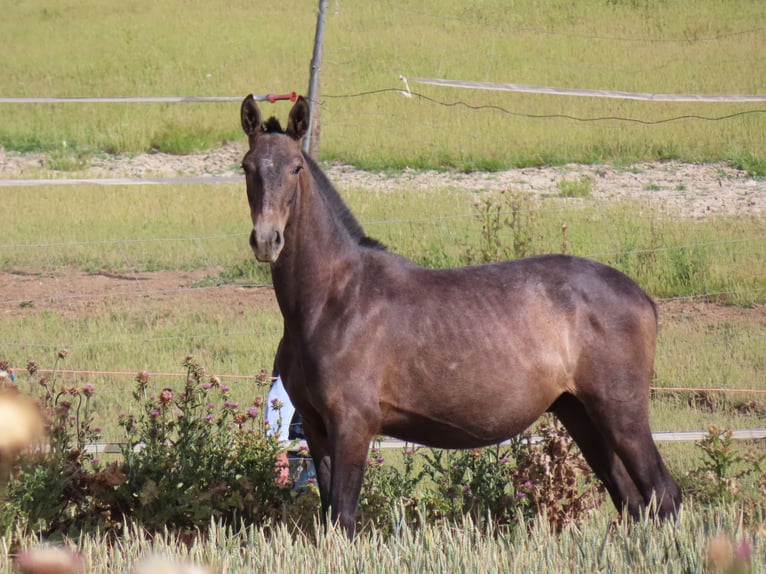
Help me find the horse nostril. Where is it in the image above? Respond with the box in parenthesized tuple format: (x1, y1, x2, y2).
(249, 229, 257, 248)
(274, 229, 283, 248)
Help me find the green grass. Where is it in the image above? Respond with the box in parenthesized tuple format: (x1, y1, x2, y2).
(1, 182, 763, 443)
(0, 1, 765, 169)
(1, 505, 763, 573)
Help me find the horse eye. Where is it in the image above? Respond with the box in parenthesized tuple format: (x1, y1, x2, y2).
(291, 164, 303, 176)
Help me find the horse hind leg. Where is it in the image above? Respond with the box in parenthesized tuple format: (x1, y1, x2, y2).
(574, 382, 681, 519)
(549, 393, 646, 516)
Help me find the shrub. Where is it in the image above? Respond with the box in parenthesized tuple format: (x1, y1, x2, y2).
(3, 354, 293, 537)
(682, 426, 765, 519)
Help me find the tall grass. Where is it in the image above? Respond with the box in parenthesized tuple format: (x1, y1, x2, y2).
(0, 1, 764, 169)
(1, 505, 763, 573)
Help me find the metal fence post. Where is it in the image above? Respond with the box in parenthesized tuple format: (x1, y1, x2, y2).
(303, 0, 328, 158)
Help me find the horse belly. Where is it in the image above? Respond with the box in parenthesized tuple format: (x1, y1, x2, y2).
(380, 361, 564, 449)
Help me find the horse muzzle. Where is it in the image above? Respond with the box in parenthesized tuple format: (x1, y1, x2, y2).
(250, 226, 284, 263)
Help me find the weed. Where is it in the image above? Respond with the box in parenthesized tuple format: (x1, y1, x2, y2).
(681, 426, 765, 517)
(556, 176, 592, 198)
(463, 189, 540, 264)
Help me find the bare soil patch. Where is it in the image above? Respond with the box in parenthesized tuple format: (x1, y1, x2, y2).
(2, 267, 763, 329)
(1, 144, 764, 218)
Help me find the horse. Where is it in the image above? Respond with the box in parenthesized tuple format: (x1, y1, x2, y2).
(239, 94, 681, 536)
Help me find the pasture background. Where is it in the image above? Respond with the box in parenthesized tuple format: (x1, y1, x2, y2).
(0, 0, 764, 171)
(0, 0, 764, 454)
(0, 2, 764, 567)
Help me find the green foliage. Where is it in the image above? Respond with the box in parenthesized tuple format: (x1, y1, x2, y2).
(357, 443, 424, 531)
(4, 355, 294, 537)
(1, 1, 765, 169)
(462, 189, 541, 264)
(556, 176, 592, 198)
(682, 426, 765, 513)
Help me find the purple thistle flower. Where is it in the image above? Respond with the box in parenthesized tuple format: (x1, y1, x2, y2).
(224, 400, 239, 409)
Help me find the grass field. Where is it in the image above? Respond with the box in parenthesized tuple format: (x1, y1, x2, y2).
(1, 1, 765, 570)
(1, 504, 763, 573)
(1, 183, 764, 444)
(0, 0, 764, 171)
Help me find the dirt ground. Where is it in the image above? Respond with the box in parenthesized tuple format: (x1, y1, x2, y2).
(2, 262, 764, 330)
(1, 144, 764, 325)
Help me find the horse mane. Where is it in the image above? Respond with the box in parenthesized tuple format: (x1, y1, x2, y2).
(302, 154, 386, 251)
(262, 117, 284, 133)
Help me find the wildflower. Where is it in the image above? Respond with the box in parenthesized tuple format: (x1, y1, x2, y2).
(82, 383, 95, 398)
(201, 383, 211, 391)
(136, 371, 150, 385)
(707, 533, 733, 572)
(247, 406, 259, 418)
(220, 384, 230, 393)
(275, 452, 290, 486)
(38, 376, 49, 387)
(523, 481, 533, 489)
(204, 415, 213, 422)
(159, 388, 174, 406)
(404, 448, 414, 456)
(257, 369, 269, 382)
(517, 492, 526, 499)
(234, 413, 247, 425)
(253, 396, 264, 408)
(377, 457, 385, 464)
(55, 401, 72, 416)
(16, 545, 83, 574)
(57, 349, 69, 360)
(207, 402, 215, 410)
(734, 539, 752, 567)
(223, 400, 239, 409)
(149, 410, 160, 419)
(271, 398, 282, 410)
(26, 360, 39, 376)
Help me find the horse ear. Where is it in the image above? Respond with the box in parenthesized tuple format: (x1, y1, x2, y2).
(286, 96, 310, 141)
(240, 94, 263, 143)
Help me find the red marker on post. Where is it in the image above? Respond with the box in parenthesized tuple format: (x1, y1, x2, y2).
(257, 92, 298, 104)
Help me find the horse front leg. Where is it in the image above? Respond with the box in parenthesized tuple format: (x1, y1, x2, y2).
(329, 423, 374, 538)
(300, 414, 332, 525)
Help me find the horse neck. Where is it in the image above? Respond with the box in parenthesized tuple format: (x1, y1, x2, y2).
(270, 170, 361, 327)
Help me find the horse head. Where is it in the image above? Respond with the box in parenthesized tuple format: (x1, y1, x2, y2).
(240, 94, 310, 263)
